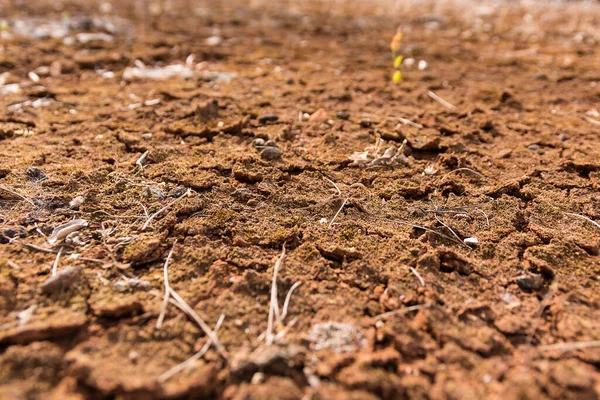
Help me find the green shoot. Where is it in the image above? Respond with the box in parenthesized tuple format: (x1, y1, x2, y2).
(390, 30, 403, 83)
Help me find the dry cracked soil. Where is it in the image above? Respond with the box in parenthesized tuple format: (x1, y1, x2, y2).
(0, 0, 600, 399)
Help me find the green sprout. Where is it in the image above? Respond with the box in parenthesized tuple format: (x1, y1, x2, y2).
(390, 30, 403, 83)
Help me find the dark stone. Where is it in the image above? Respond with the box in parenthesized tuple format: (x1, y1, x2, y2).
(336, 111, 350, 120)
(516, 274, 544, 292)
(260, 147, 282, 161)
(258, 114, 279, 124)
(26, 167, 47, 183)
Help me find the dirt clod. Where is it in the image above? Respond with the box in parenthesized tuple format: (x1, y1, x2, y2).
(260, 146, 283, 161)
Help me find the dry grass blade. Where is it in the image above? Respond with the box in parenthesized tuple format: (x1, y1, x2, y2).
(434, 213, 471, 250)
(19, 241, 59, 254)
(155, 239, 224, 355)
(157, 240, 177, 329)
(51, 246, 64, 276)
(538, 341, 600, 352)
(323, 176, 342, 196)
(474, 207, 490, 227)
(427, 90, 456, 110)
(0, 184, 36, 207)
(280, 282, 302, 322)
(440, 168, 485, 182)
(375, 303, 430, 320)
(141, 189, 191, 231)
(526, 280, 558, 347)
(564, 212, 600, 231)
(397, 117, 423, 129)
(580, 114, 600, 125)
(158, 314, 225, 383)
(329, 197, 348, 227)
(391, 219, 466, 248)
(48, 219, 88, 245)
(168, 287, 224, 355)
(266, 245, 286, 345)
(410, 267, 425, 286)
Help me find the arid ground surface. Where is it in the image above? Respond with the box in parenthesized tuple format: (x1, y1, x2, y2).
(1, 0, 600, 398)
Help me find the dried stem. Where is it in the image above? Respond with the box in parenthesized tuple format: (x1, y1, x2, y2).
(329, 198, 348, 227)
(391, 219, 466, 247)
(564, 212, 600, 231)
(280, 282, 302, 322)
(51, 246, 64, 276)
(427, 90, 456, 110)
(526, 280, 558, 347)
(434, 213, 471, 250)
(266, 245, 286, 345)
(168, 285, 224, 355)
(158, 314, 225, 382)
(440, 168, 485, 182)
(410, 267, 425, 287)
(0, 184, 36, 207)
(141, 189, 191, 231)
(538, 341, 600, 352)
(155, 239, 224, 355)
(375, 303, 430, 320)
(323, 177, 342, 196)
(157, 240, 177, 329)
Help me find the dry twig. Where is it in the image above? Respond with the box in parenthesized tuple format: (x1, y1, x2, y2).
(51, 246, 64, 276)
(141, 189, 191, 231)
(156, 240, 224, 355)
(158, 314, 225, 382)
(427, 90, 456, 110)
(538, 341, 600, 352)
(564, 212, 600, 231)
(410, 267, 425, 287)
(0, 184, 36, 207)
(266, 246, 286, 345)
(157, 240, 177, 329)
(375, 303, 430, 320)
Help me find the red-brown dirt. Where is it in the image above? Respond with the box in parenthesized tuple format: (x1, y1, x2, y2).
(1, 0, 600, 399)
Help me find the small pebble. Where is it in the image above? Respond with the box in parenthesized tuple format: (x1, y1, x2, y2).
(141, 133, 153, 140)
(264, 139, 278, 147)
(360, 119, 372, 128)
(253, 138, 265, 147)
(336, 111, 350, 120)
(1, 226, 26, 243)
(42, 267, 81, 293)
(26, 166, 48, 183)
(463, 237, 479, 245)
(114, 281, 129, 292)
(205, 36, 222, 46)
(65, 232, 86, 247)
(527, 144, 540, 151)
(169, 187, 187, 198)
(128, 278, 151, 290)
(251, 372, 265, 384)
(69, 196, 84, 209)
(258, 114, 279, 124)
(559, 133, 570, 141)
(516, 274, 544, 292)
(129, 351, 139, 364)
(260, 146, 282, 161)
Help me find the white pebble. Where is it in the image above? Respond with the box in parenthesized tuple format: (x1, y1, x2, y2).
(463, 237, 479, 245)
(28, 71, 40, 83)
